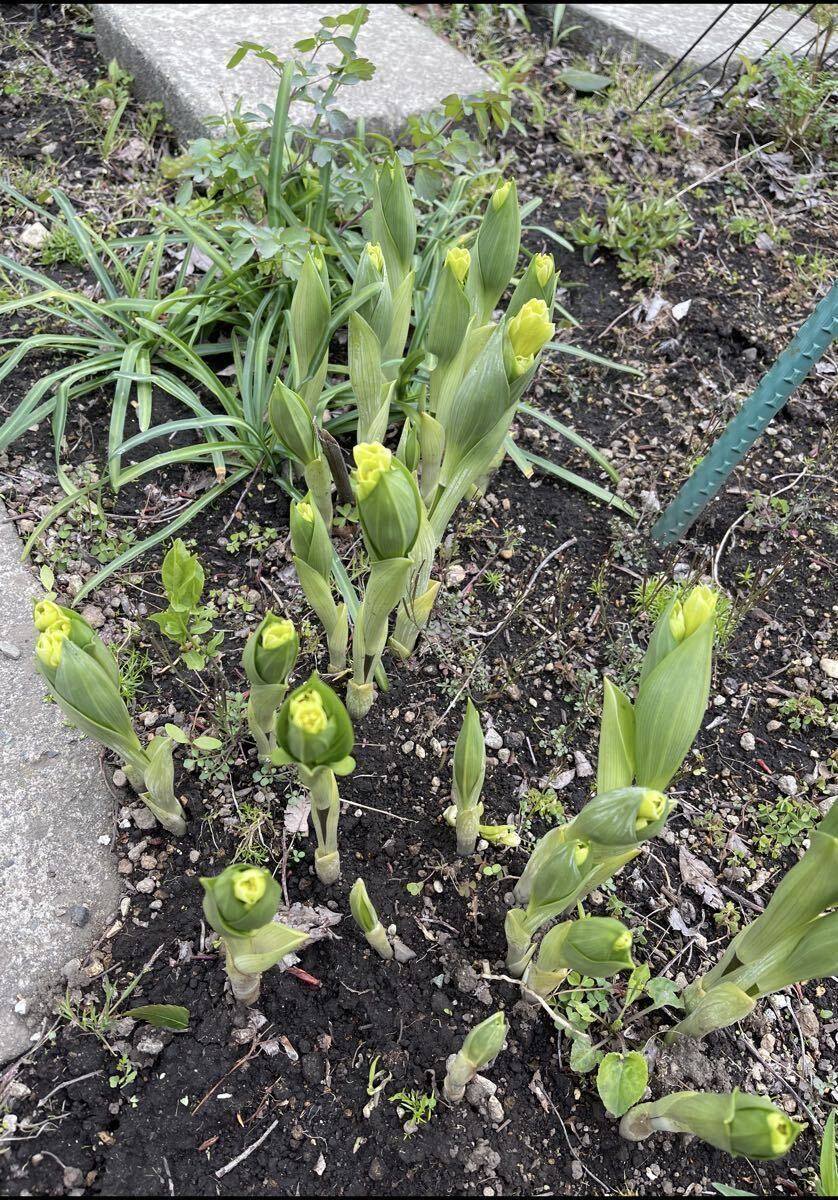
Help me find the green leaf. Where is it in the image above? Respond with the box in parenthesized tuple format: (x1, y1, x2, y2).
(161, 538, 204, 611)
(643, 976, 684, 1012)
(558, 69, 611, 93)
(569, 1034, 602, 1074)
(818, 1110, 838, 1197)
(625, 963, 651, 1006)
(125, 1004, 190, 1032)
(192, 735, 222, 751)
(165, 723, 190, 744)
(597, 677, 635, 793)
(712, 1187, 757, 1197)
(596, 1051, 648, 1117)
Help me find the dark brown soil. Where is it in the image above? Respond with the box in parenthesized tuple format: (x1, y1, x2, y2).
(0, 6, 836, 1198)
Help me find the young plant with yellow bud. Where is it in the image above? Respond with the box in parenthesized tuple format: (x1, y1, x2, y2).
(346, 441, 424, 719)
(200, 864, 308, 1005)
(242, 612, 299, 759)
(620, 1090, 805, 1161)
(269, 379, 333, 526)
(669, 801, 838, 1040)
(524, 916, 634, 1002)
(272, 674, 355, 884)
(505, 787, 672, 975)
(443, 1011, 508, 1103)
(440, 699, 520, 854)
(289, 494, 348, 673)
(34, 600, 187, 835)
(349, 878, 393, 961)
(598, 584, 717, 795)
(289, 249, 331, 411)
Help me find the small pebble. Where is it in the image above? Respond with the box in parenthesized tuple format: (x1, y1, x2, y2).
(0, 641, 21, 660)
(68, 904, 89, 929)
(740, 732, 756, 752)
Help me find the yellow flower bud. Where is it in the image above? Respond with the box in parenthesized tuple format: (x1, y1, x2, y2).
(353, 442, 392, 501)
(614, 929, 633, 952)
(636, 789, 667, 830)
(492, 180, 512, 211)
(445, 246, 471, 285)
(261, 617, 295, 652)
(366, 242, 385, 273)
(508, 299, 554, 360)
(34, 599, 66, 632)
(36, 627, 66, 670)
(534, 253, 554, 287)
(290, 689, 329, 735)
(683, 585, 717, 637)
(296, 501, 314, 524)
(232, 866, 268, 907)
(668, 601, 686, 642)
(573, 840, 590, 868)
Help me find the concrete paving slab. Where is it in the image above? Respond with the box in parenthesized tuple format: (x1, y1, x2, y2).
(93, 3, 491, 142)
(565, 3, 819, 72)
(0, 508, 120, 1063)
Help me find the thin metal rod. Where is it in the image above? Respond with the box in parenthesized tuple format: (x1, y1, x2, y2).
(635, 4, 733, 111)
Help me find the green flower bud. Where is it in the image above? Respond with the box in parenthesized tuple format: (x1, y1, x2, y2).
(446, 246, 471, 283)
(349, 877, 393, 960)
(36, 626, 67, 670)
(508, 299, 554, 360)
(506, 253, 558, 321)
(200, 863, 281, 936)
(635, 592, 716, 791)
(289, 494, 332, 581)
(668, 601, 686, 642)
(620, 1090, 805, 1161)
(244, 612, 299, 687)
(468, 178, 521, 320)
(479, 823, 520, 847)
(427, 249, 471, 365)
(352, 442, 423, 561)
(682, 584, 717, 637)
(353, 242, 392, 344)
(453, 698, 486, 812)
(460, 1010, 507, 1070)
(569, 787, 672, 856)
(537, 916, 635, 978)
(274, 673, 355, 771)
(290, 250, 330, 387)
(34, 598, 67, 632)
(371, 157, 416, 281)
(534, 253, 554, 287)
(269, 379, 319, 465)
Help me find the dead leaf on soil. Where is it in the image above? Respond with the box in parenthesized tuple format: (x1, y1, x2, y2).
(276, 903, 342, 941)
(284, 793, 310, 835)
(669, 908, 708, 949)
(678, 846, 724, 910)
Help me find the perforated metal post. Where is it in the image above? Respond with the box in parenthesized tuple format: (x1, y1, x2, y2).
(651, 282, 838, 547)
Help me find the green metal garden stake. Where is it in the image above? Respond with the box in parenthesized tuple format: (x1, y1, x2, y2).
(652, 282, 838, 547)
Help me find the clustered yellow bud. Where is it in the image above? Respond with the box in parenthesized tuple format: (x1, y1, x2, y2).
(296, 501, 314, 524)
(261, 618, 295, 651)
(508, 299, 555, 361)
(290, 689, 329, 735)
(232, 867, 268, 907)
(683, 585, 717, 637)
(492, 180, 512, 211)
(34, 599, 66, 632)
(613, 930, 633, 952)
(366, 242, 385, 273)
(669, 601, 686, 642)
(36, 627, 67, 670)
(573, 839, 590, 868)
(353, 442, 392, 501)
(765, 1112, 792, 1155)
(445, 246, 471, 285)
(534, 253, 554, 287)
(636, 790, 666, 830)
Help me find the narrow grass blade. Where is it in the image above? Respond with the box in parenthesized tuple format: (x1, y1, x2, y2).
(514, 445, 638, 518)
(518, 401, 619, 482)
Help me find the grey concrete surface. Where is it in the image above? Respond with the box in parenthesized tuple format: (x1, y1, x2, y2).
(0, 508, 120, 1063)
(93, 3, 491, 142)
(564, 3, 819, 71)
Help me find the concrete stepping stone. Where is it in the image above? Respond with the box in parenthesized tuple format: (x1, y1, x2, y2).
(566, 3, 819, 72)
(93, 3, 491, 142)
(0, 508, 120, 1063)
